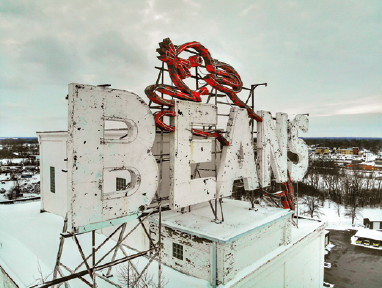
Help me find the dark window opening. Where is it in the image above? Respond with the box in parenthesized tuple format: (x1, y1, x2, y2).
(173, 243, 183, 260)
(50, 167, 55, 193)
(116, 177, 127, 191)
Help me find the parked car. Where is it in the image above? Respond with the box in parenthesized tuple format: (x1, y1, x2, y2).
(373, 240, 380, 247)
(363, 239, 371, 246)
(356, 238, 364, 244)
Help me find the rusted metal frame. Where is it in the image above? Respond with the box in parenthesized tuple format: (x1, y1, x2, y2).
(209, 93, 227, 98)
(30, 249, 156, 288)
(119, 244, 151, 288)
(149, 105, 164, 110)
(132, 250, 160, 287)
(296, 182, 299, 228)
(113, 243, 149, 287)
(94, 273, 123, 288)
(198, 82, 209, 90)
(219, 197, 225, 222)
(92, 231, 95, 269)
(216, 101, 236, 106)
(209, 200, 216, 219)
(59, 263, 92, 287)
(155, 65, 163, 85)
(192, 163, 201, 179)
(73, 223, 125, 272)
(52, 214, 68, 288)
(106, 223, 127, 276)
(157, 59, 166, 288)
(138, 217, 156, 249)
(250, 85, 255, 209)
(214, 88, 219, 223)
(94, 210, 157, 267)
(55, 268, 69, 288)
(73, 234, 93, 279)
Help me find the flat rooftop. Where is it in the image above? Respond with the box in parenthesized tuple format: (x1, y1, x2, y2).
(149, 199, 294, 244)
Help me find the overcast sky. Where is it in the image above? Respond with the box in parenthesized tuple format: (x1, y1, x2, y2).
(0, 0, 381, 137)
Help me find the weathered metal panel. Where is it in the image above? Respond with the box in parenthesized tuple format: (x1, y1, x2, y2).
(67, 84, 158, 233)
(217, 107, 259, 198)
(149, 223, 213, 282)
(287, 114, 309, 181)
(191, 139, 212, 163)
(257, 111, 288, 186)
(169, 100, 217, 210)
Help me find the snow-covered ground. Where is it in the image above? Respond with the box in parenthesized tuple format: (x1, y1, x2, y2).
(297, 199, 382, 230)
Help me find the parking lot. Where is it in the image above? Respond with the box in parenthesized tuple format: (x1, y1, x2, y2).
(325, 229, 382, 288)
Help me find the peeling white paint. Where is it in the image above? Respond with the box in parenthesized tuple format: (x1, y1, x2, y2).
(67, 84, 158, 233)
(217, 107, 259, 198)
(169, 100, 217, 210)
(257, 111, 288, 186)
(287, 114, 309, 181)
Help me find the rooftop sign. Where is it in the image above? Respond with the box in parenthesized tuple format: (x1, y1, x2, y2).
(67, 38, 309, 233)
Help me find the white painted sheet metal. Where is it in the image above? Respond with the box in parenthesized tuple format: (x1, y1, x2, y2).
(169, 100, 217, 210)
(217, 107, 259, 198)
(287, 114, 309, 181)
(67, 84, 158, 233)
(257, 111, 288, 186)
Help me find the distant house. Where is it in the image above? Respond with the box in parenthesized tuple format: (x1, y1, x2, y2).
(337, 148, 353, 155)
(315, 147, 329, 155)
(364, 217, 382, 230)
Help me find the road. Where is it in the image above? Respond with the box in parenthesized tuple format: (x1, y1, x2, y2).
(325, 229, 382, 288)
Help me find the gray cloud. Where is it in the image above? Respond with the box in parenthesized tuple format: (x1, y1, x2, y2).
(0, 0, 381, 137)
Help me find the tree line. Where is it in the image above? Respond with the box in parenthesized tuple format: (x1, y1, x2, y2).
(302, 137, 382, 155)
(298, 158, 382, 224)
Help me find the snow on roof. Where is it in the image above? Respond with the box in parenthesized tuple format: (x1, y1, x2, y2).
(0, 202, 209, 288)
(363, 209, 382, 222)
(354, 229, 382, 241)
(149, 199, 293, 244)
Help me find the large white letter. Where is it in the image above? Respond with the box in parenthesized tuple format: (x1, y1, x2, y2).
(68, 84, 158, 233)
(169, 100, 217, 209)
(257, 111, 288, 187)
(217, 107, 259, 198)
(287, 114, 309, 181)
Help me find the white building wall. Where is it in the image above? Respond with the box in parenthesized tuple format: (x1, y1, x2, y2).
(372, 221, 380, 230)
(38, 132, 68, 218)
(218, 217, 291, 284)
(149, 223, 213, 283)
(232, 225, 325, 288)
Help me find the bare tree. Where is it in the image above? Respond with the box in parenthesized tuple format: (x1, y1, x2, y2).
(6, 178, 21, 200)
(334, 201, 341, 217)
(344, 204, 362, 226)
(342, 171, 364, 225)
(117, 261, 168, 288)
(301, 196, 324, 219)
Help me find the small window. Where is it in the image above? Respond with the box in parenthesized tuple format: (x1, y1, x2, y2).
(50, 167, 55, 193)
(173, 243, 183, 260)
(116, 177, 126, 191)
